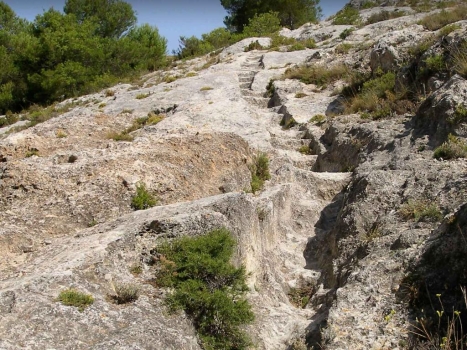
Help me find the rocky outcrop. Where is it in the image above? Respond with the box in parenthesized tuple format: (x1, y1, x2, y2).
(1, 2, 467, 350)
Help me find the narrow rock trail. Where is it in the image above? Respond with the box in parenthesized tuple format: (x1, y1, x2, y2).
(233, 50, 352, 348)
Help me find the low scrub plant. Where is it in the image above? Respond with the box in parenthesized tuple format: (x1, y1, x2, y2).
(155, 228, 254, 350)
(452, 41, 467, 78)
(250, 152, 271, 193)
(109, 282, 140, 304)
(135, 93, 150, 99)
(340, 28, 354, 40)
(283, 63, 349, 87)
(365, 10, 406, 25)
(309, 114, 326, 124)
(131, 182, 157, 210)
(280, 116, 298, 129)
(244, 40, 265, 52)
(335, 43, 353, 54)
(434, 134, 467, 159)
(399, 199, 443, 222)
(295, 92, 308, 98)
(107, 130, 134, 142)
(418, 6, 467, 31)
(200, 86, 213, 91)
(57, 289, 94, 311)
(298, 145, 312, 155)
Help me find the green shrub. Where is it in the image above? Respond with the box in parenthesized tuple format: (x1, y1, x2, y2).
(332, 5, 361, 25)
(58, 289, 94, 311)
(25, 148, 39, 157)
(129, 264, 143, 275)
(399, 199, 443, 222)
(438, 23, 461, 36)
(250, 152, 271, 194)
(131, 182, 157, 210)
(110, 282, 140, 304)
(243, 11, 281, 37)
(283, 63, 349, 87)
(155, 228, 254, 350)
(105, 89, 115, 97)
(362, 1, 377, 8)
(295, 92, 308, 98)
(421, 54, 446, 76)
(434, 134, 467, 159)
(339, 28, 354, 40)
(265, 79, 276, 97)
(200, 86, 213, 91)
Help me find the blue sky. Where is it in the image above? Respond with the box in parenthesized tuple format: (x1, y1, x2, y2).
(5, 0, 349, 52)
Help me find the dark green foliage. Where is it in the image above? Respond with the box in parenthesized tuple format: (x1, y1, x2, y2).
(156, 229, 254, 350)
(220, 0, 322, 32)
(174, 27, 242, 59)
(63, 0, 136, 38)
(339, 28, 354, 40)
(0, 1, 167, 114)
(242, 11, 281, 37)
(131, 183, 157, 210)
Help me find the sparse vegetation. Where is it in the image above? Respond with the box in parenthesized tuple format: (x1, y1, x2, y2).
(131, 182, 157, 210)
(57, 289, 94, 311)
(339, 28, 354, 40)
(105, 89, 115, 97)
(109, 282, 140, 304)
(399, 199, 443, 222)
(418, 6, 467, 31)
(135, 93, 150, 99)
(155, 228, 254, 350)
(298, 144, 312, 155)
(295, 92, 307, 98)
(335, 43, 353, 54)
(280, 116, 298, 129)
(56, 129, 67, 138)
(309, 114, 326, 124)
(434, 134, 467, 159)
(200, 86, 213, 91)
(129, 264, 143, 275)
(25, 148, 39, 157)
(452, 41, 467, 78)
(250, 152, 271, 194)
(283, 63, 349, 87)
(265, 79, 276, 97)
(107, 130, 134, 142)
(244, 40, 265, 52)
(365, 10, 406, 25)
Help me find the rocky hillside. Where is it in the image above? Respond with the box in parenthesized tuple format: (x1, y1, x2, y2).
(1, 1, 467, 349)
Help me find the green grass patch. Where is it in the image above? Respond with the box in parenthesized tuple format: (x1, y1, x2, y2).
(309, 114, 326, 124)
(295, 92, 308, 98)
(131, 182, 157, 210)
(57, 289, 94, 311)
(155, 228, 254, 350)
(200, 86, 213, 91)
(135, 93, 150, 99)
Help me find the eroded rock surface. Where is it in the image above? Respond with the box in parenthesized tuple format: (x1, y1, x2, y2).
(1, 1, 467, 349)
